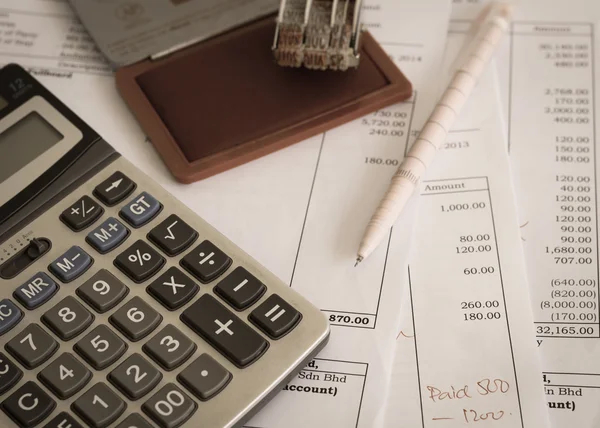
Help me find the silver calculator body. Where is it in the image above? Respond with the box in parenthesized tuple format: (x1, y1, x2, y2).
(0, 63, 330, 428)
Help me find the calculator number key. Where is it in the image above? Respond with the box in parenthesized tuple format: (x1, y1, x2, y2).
(42, 296, 93, 341)
(2, 381, 55, 428)
(71, 383, 126, 428)
(109, 296, 162, 341)
(38, 353, 91, 399)
(77, 269, 128, 313)
(108, 354, 162, 400)
(6, 324, 58, 369)
(143, 324, 196, 370)
(0, 352, 22, 395)
(44, 412, 83, 428)
(74, 325, 127, 370)
(142, 383, 196, 428)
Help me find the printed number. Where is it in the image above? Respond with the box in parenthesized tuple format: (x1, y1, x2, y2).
(90, 335, 109, 353)
(92, 394, 108, 409)
(126, 364, 147, 383)
(93, 280, 110, 295)
(0, 361, 8, 375)
(159, 336, 179, 353)
(20, 333, 36, 351)
(127, 308, 144, 323)
(59, 365, 74, 381)
(58, 307, 76, 323)
(155, 390, 185, 417)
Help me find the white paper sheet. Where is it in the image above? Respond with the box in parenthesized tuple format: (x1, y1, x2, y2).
(472, 0, 600, 425)
(0, 0, 451, 426)
(381, 15, 550, 427)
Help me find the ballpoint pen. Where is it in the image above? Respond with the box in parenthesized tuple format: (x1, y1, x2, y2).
(355, 2, 514, 266)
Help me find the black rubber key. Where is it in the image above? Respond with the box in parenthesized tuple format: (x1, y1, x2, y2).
(109, 296, 162, 341)
(60, 195, 103, 231)
(74, 325, 127, 370)
(6, 324, 58, 369)
(214, 266, 266, 310)
(77, 269, 128, 314)
(180, 240, 231, 283)
(38, 353, 91, 399)
(142, 324, 196, 371)
(115, 413, 153, 428)
(148, 214, 198, 256)
(2, 381, 55, 427)
(71, 383, 126, 428)
(177, 354, 231, 401)
(44, 412, 83, 428)
(115, 240, 165, 283)
(93, 171, 135, 206)
(180, 294, 268, 367)
(142, 383, 195, 428)
(249, 294, 302, 339)
(147, 267, 199, 310)
(0, 352, 22, 395)
(42, 296, 94, 341)
(108, 353, 162, 400)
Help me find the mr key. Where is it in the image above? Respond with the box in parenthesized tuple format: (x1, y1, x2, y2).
(0, 63, 329, 428)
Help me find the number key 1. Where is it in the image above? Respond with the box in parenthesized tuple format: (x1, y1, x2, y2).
(71, 383, 126, 428)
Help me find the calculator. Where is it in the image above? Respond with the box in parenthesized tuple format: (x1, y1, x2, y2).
(0, 63, 330, 428)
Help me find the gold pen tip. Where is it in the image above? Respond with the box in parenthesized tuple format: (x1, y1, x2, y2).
(354, 256, 363, 267)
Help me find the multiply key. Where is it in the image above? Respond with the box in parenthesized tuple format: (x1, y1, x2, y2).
(181, 294, 268, 367)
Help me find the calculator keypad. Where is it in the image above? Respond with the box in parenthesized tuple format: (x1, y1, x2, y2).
(48, 246, 92, 283)
(14, 272, 57, 310)
(42, 296, 94, 341)
(115, 240, 165, 283)
(108, 353, 162, 400)
(60, 195, 103, 231)
(142, 324, 196, 371)
(74, 325, 127, 370)
(0, 300, 22, 335)
(71, 383, 126, 428)
(181, 295, 268, 368)
(86, 217, 129, 254)
(76, 270, 128, 314)
(180, 240, 232, 283)
(38, 353, 91, 399)
(6, 324, 58, 369)
(109, 296, 162, 342)
(0, 164, 322, 428)
(148, 214, 198, 256)
(2, 381, 55, 428)
(142, 383, 196, 428)
(147, 267, 199, 310)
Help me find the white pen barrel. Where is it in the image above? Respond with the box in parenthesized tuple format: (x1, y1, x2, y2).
(357, 8, 512, 262)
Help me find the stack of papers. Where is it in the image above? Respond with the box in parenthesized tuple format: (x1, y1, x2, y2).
(3, 0, 600, 426)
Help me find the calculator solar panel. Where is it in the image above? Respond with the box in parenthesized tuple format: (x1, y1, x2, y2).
(0, 63, 330, 428)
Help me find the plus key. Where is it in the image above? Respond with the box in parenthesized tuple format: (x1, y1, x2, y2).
(181, 295, 268, 367)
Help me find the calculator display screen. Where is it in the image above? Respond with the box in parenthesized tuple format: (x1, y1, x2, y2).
(0, 112, 64, 183)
